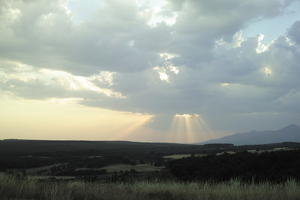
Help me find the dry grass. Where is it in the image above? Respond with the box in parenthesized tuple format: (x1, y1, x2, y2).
(0, 174, 300, 200)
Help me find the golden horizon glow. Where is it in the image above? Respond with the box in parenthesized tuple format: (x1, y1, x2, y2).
(0, 96, 152, 140)
(0, 95, 226, 143)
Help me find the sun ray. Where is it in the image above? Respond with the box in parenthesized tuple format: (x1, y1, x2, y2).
(184, 116, 194, 143)
(192, 116, 215, 141)
(169, 116, 179, 142)
(169, 114, 214, 143)
(114, 115, 154, 140)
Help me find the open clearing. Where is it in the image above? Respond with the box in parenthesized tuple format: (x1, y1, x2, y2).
(99, 164, 162, 173)
(163, 154, 207, 160)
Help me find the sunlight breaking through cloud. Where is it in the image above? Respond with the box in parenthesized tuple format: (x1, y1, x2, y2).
(153, 52, 180, 82)
(137, 1, 177, 27)
(169, 114, 215, 143)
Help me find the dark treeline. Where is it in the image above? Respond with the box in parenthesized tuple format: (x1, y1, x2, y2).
(0, 140, 235, 171)
(1, 140, 300, 183)
(167, 149, 300, 183)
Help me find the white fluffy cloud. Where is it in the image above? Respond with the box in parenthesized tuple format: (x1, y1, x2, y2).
(0, 60, 124, 99)
(1, 0, 300, 132)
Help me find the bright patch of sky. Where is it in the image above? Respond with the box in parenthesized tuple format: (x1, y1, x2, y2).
(66, 0, 104, 23)
(244, 1, 300, 42)
(66, 0, 167, 24)
(67, 0, 300, 42)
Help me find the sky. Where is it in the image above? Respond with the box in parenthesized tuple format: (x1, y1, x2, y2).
(1, 0, 300, 143)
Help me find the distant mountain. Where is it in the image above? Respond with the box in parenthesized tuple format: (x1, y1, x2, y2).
(201, 124, 300, 145)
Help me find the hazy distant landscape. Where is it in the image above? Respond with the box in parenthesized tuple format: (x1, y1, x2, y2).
(202, 124, 300, 145)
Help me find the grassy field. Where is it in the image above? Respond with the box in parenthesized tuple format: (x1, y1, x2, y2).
(1, 175, 300, 200)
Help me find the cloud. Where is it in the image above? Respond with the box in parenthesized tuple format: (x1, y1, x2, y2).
(1, 0, 296, 75)
(1, 0, 300, 133)
(0, 60, 124, 99)
(288, 20, 300, 44)
(0, 0, 164, 74)
(162, 0, 297, 66)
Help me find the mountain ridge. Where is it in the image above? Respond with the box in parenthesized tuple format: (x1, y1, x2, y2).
(201, 124, 300, 145)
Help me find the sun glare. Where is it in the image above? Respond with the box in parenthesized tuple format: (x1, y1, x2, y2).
(169, 114, 215, 143)
(159, 72, 169, 82)
(221, 82, 231, 87)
